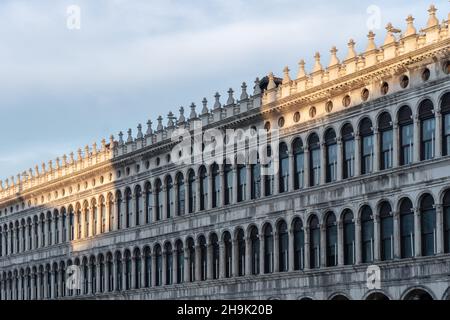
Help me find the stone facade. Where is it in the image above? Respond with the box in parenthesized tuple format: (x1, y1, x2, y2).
(0, 6, 450, 300)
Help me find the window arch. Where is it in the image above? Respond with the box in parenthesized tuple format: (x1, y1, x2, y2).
(419, 99, 435, 160)
(236, 228, 246, 276)
(420, 194, 436, 256)
(164, 242, 173, 285)
(211, 164, 220, 208)
(398, 106, 414, 165)
(380, 202, 393, 260)
(292, 138, 304, 189)
(325, 212, 337, 266)
(155, 179, 163, 221)
(443, 190, 450, 253)
(210, 233, 219, 279)
(400, 198, 414, 258)
(359, 118, 374, 175)
(342, 209, 355, 265)
(250, 226, 260, 275)
(263, 224, 274, 273)
(309, 216, 320, 268)
(278, 221, 288, 272)
(279, 143, 289, 193)
(176, 174, 185, 216)
(293, 218, 304, 270)
(199, 167, 208, 211)
(341, 124, 355, 179)
(361, 206, 374, 263)
(188, 170, 196, 213)
(441, 93, 450, 156)
(166, 176, 174, 219)
(378, 112, 393, 170)
(325, 129, 337, 183)
(308, 133, 321, 186)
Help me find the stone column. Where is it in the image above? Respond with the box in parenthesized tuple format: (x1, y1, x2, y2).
(337, 221, 344, 266)
(288, 154, 295, 192)
(219, 243, 226, 278)
(30, 275, 36, 300)
(152, 191, 158, 222)
(151, 254, 157, 287)
(232, 239, 238, 277)
(436, 204, 444, 254)
(196, 175, 201, 212)
(113, 260, 119, 291)
(174, 181, 179, 217)
(414, 207, 421, 257)
(261, 171, 266, 198)
(130, 195, 136, 228)
(273, 161, 280, 195)
(320, 142, 326, 185)
(162, 185, 168, 220)
(245, 237, 252, 275)
(355, 218, 362, 264)
(206, 244, 213, 280)
(50, 271, 55, 299)
(173, 250, 179, 284)
(246, 166, 252, 199)
(337, 138, 343, 181)
(130, 258, 136, 289)
(184, 248, 190, 282)
(232, 166, 238, 204)
(374, 215, 380, 261)
(288, 228, 295, 271)
(58, 215, 63, 244)
(140, 253, 146, 288)
(162, 252, 167, 285)
(304, 226, 310, 270)
(259, 235, 265, 274)
(104, 261, 110, 292)
(354, 134, 361, 176)
(393, 123, 399, 167)
(393, 211, 401, 259)
(273, 232, 279, 272)
(105, 202, 111, 233)
(320, 224, 326, 267)
(373, 127, 380, 172)
(435, 111, 442, 158)
(195, 245, 201, 281)
(413, 115, 420, 162)
(121, 261, 126, 291)
(184, 178, 190, 215)
(73, 213, 79, 240)
(304, 148, 310, 188)
(208, 172, 214, 210)
(120, 197, 126, 229)
(18, 276, 23, 300)
(43, 272, 48, 299)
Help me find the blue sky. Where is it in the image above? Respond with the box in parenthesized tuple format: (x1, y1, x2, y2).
(0, 0, 448, 180)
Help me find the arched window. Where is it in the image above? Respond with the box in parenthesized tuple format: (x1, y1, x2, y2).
(379, 112, 393, 170)
(223, 232, 232, 278)
(342, 124, 355, 179)
(124, 251, 131, 290)
(309, 216, 320, 268)
(278, 221, 288, 272)
(325, 129, 337, 183)
(292, 138, 304, 189)
(175, 241, 184, 283)
(293, 218, 304, 270)
(211, 164, 220, 208)
(210, 234, 219, 279)
(308, 134, 321, 186)
(199, 236, 207, 281)
(188, 170, 196, 213)
(143, 247, 151, 288)
(187, 238, 195, 282)
(176, 174, 185, 216)
(420, 194, 436, 256)
(398, 106, 414, 165)
(342, 210, 355, 265)
(279, 143, 289, 192)
(125, 188, 132, 229)
(145, 182, 152, 223)
(263, 224, 274, 273)
(361, 206, 374, 263)
(419, 99, 435, 160)
(380, 202, 393, 261)
(441, 93, 450, 156)
(155, 179, 162, 221)
(237, 229, 245, 276)
(135, 185, 142, 226)
(325, 212, 337, 266)
(154, 245, 162, 286)
(199, 167, 208, 211)
(250, 227, 260, 275)
(166, 176, 174, 219)
(224, 164, 233, 205)
(443, 190, 450, 253)
(251, 155, 261, 199)
(360, 118, 374, 175)
(165, 243, 173, 285)
(263, 146, 274, 196)
(237, 164, 246, 202)
(400, 198, 414, 258)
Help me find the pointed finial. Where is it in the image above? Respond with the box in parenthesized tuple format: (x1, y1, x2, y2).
(118, 131, 124, 145)
(69, 152, 75, 163)
(84, 145, 90, 158)
(28, 168, 33, 178)
(35, 164, 39, 175)
(227, 88, 235, 105)
(404, 15, 416, 36)
(427, 5, 438, 28)
(202, 98, 209, 114)
(282, 66, 291, 84)
(366, 31, 377, 51)
(156, 116, 163, 131)
(214, 92, 221, 109)
(62, 154, 67, 166)
(328, 47, 340, 67)
(178, 106, 185, 123)
(253, 77, 261, 95)
(92, 142, 97, 155)
(190, 103, 198, 119)
(297, 59, 306, 78)
(48, 160, 53, 170)
(384, 23, 400, 45)
(101, 139, 106, 151)
(313, 52, 322, 72)
(55, 157, 60, 169)
(137, 124, 143, 139)
(167, 112, 175, 127)
(146, 120, 153, 135)
(345, 39, 357, 60)
(41, 162, 46, 173)
(240, 82, 248, 100)
(267, 72, 276, 90)
(126, 129, 133, 142)
(109, 135, 115, 147)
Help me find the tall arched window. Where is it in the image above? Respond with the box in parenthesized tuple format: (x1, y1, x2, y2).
(237, 164, 246, 202)
(419, 99, 435, 160)
(325, 129, 337, 183)
(211, 164, 220, 208)
(144, 183, 152, 223)
(342, 124, 355, 179)
(125, 188, 132, 229)
(176, 174, 185, 216)
(361, 206, 374, 263)
(263, 146, 274, 196)
(188, 170, 196, 213)
(164, 243, 173, 285)
(420, 194, 436, 256)
(342, 209, 355, 265)
(135, 185, 142, 226)
(360, 118, 374, 175)
(263, 224, 274, 273)
(308, 134, 321, 186)
(379, 112, 393, 170)
(443, 190, 450, 253)
(278, 221, 288, 272)
(199, 167, 208, 211)
(325, 212, 337, 266)
(237, 229, 245, 276)
(223, 232, 232, 278)
(224, 164, 233, 205)
(166, 176, 174, 219)
(398, 105, 413, 165)
(143, 247, 151, 288)
(292, 138, 304, 189)
(155, 179, 162, 221)
(210, 234, 219, 279)
(199, 236, 207, 281)
(154, 245, 162, 286)
(175, 241, 184, 283)
(293, 218, 304, 270)
(441, 93, 450, 156)
(279, 143, 289, 193)
(309, 216, 320, 268)
(380, 202, 393, 260)
(250, 227, 260, 275)
(400, 198, 414, 258)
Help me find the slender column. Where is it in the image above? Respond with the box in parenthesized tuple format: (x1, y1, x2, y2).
(184, 177, 191, 215)
(174, 181, 179, 216)
(43, 272, 48, 299)
(373, 127, 380, 172)
(232, 239, 238, 277)
(288, 228, 295, 271)
(436, 111, 442, 158)
(73, 213, 79, 240)
(208, 172, 214, 210)
(273, 160, 280, 195)
(304, 148, 310, 188)
(140, 254, 146, 288)
(219, 243, 226, 278)
(2, 232, 6, 255)
(152, 191, 158, 222)
(81, 208, 86, 239)
(393, 211, 401, 259)
(354, 134, 361, 176)
(245, 237, 252, 275)
(58, 214, 63, 244)
(259, 235, 265, 274)
(413, 115, 420, 162)
(436, 204, 444, 254)
(414, 207, 421, 257)
(121, 261, 126, 291)
(162, 186, 168, 220)
(320, 142, 326, 185)
(183, 248, 190, 282)
(162, 252, 167, 285)
(232, 166, 238, 204)
(139, 189, 145, 225)
(320, 224, 326, 267)
(206, 244, 213, 280)
(196, 175, 201, 212)
(96, 263, 101, 293)
(50, 271, 55, 299)
(336, 138, 343, 181)
(30, 275, 36, 300)
(131, 257, 136, 289)
(355, 218, 362, 264)
(374, 215, 380, 261)
(304, 226, 310, 270)
(18, 276, 23, 300)
(113, 260, 119, 291)
(131, 195, 136, 228)
(96, 206, 101, 235)
(274, 232, 279, 272)
(173, 250, 179, 284)
(288, 154, 295, 192)
(195, 245, 201, 281)
(246, 166, 252, 200)
(120, 197, 126, 229)
(337, 221, 344, 266)
(105, 201, 111, 233)
(87, 265, 93, 295)
(104, 261, 110, 292)
(393, 122, 399, 167)
(151, 254, 156, 287)
(261, 171, 266, 198)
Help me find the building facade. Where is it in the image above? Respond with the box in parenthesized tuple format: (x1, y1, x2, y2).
(0, 6, 450, 300)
